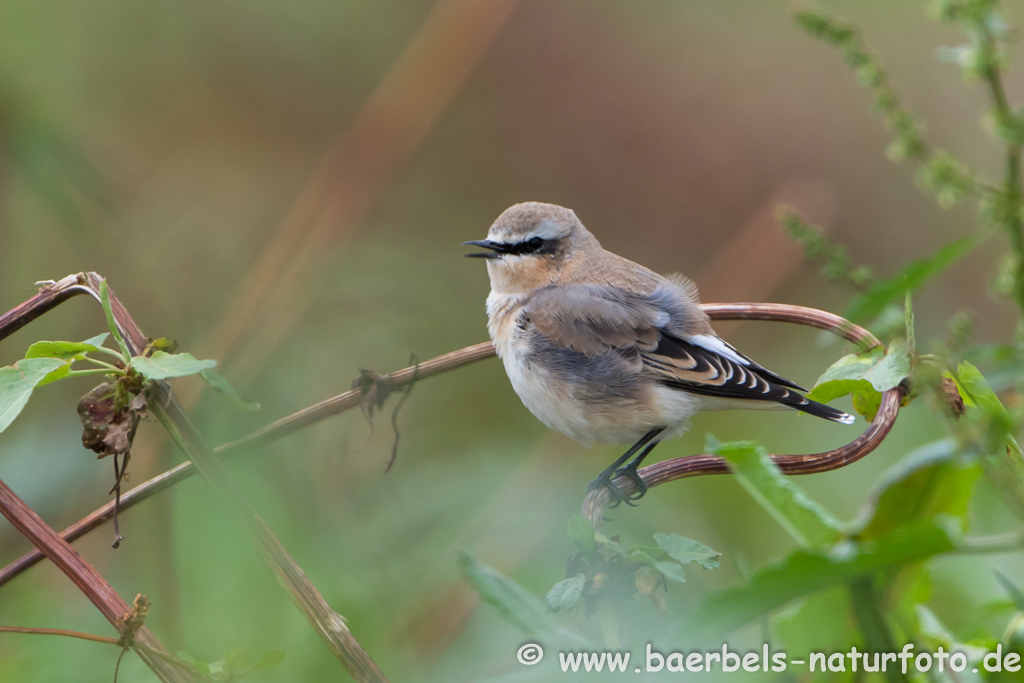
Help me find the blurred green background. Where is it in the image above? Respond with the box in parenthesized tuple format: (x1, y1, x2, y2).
(1, 1, 1022, 680)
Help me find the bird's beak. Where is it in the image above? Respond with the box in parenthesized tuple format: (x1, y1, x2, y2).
(462, 239, 506, 259)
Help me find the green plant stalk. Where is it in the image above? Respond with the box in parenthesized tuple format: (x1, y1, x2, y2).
(848, 576, 910, 683)
(98, 280, 131, 362)
(975, 17, 1024, 317)
(146, 384, 389, 683)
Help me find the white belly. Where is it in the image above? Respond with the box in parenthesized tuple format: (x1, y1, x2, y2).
(488, 292, 700, 445)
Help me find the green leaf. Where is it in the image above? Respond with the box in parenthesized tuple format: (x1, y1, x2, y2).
(457, 551, 573, 641)
(653, 533, 721, 570)
(37, 362, 72, 388)
(174, 651, 212, 678)
(199, 370, 261, 411)
(0, 358, 67, 434)
(566, 514, 595, 556)
(994, 570, 1024, 612)
(806, 340, 910, 420)
(654, 561, 688, 583)
(957, 361, 1011, 425)
(129, 351, 217, 381)
(862, 337, 911, 391)
(246, 650, 286, 674)
(772, 587, 852, 654)
(853, 438, 980, 540)
(98, 279, 131, 361)
(714, 441, 843, 547)
(694, 521, 959, 637)
(546, 574, 585, 612)
(916, 605, 987, 682)
(24, 333, 110, 360)
(845, 234, 982, 322)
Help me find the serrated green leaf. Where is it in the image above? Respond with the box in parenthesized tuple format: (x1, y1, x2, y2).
(25, 333, 109, 360)
(654, 561, 688, 583)
(546, 574, 585, 612)
(653, 533, 721, 570)
(694, 521, 959, 637)
(714, 441, 843, 547)
(806, 377, 874, 405)
(129, 351, 217, 381)
(863, 337, 911, 391)
(0, 358, 67, 434)
(567, 514, 595, 556)
(813, 346, 886, 385)
(199, 370, 261, 411)
(806, 341, 909, 420)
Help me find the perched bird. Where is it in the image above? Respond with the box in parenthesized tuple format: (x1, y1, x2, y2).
(464, 202, 854, 505)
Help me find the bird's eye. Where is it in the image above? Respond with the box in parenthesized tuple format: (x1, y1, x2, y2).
(527, 237, 544, 250)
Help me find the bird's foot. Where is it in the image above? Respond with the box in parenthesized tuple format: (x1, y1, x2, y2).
(586, 466, 648, 508)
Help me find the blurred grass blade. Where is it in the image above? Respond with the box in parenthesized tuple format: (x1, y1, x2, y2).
(846, 234, 983, 322)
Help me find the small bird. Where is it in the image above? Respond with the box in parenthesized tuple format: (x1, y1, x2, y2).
(464, 202, 854, 505)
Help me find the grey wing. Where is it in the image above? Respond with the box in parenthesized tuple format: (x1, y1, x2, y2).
(523, 281, 708, 356)
(524, 282, 854, 424)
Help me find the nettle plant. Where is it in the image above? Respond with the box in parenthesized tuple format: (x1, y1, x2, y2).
(457, 1, 1024, 677)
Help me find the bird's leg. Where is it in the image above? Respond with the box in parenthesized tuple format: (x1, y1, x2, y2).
(587, 428, 664, 507)
(615, 440, 661, 505)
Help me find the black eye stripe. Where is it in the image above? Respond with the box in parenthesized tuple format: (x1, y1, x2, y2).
(502, 236, 548, 255)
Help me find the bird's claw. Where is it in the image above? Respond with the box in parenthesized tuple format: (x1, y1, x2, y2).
(586, 467, 648, 508)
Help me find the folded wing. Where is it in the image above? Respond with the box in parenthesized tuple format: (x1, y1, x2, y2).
(524, 282, 854, 424)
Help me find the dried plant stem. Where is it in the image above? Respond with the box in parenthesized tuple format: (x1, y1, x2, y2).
(87, 274, 389, 683)
(0, 479, 194, 682)
(0, 626, 194, 672)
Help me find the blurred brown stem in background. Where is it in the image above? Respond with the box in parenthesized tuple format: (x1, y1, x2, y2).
(194, 0, 522, 391)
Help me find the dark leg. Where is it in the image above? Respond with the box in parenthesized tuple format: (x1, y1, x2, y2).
(586, 428, 664, 507)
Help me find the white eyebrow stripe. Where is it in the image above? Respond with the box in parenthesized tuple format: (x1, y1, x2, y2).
(529, 219, 571, 241)
(688, 334, 751, 366)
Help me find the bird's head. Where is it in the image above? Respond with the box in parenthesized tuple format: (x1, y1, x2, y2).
(463, 202, 599, 293)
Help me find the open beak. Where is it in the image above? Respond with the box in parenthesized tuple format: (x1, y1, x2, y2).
(462, 239, 506, 259)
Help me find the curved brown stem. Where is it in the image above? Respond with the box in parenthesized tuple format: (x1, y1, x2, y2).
(582, 303, 900, 528)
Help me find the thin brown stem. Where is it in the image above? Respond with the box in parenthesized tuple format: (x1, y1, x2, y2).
(0, 625, 195, 672)
(0, 478, 194, 682)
